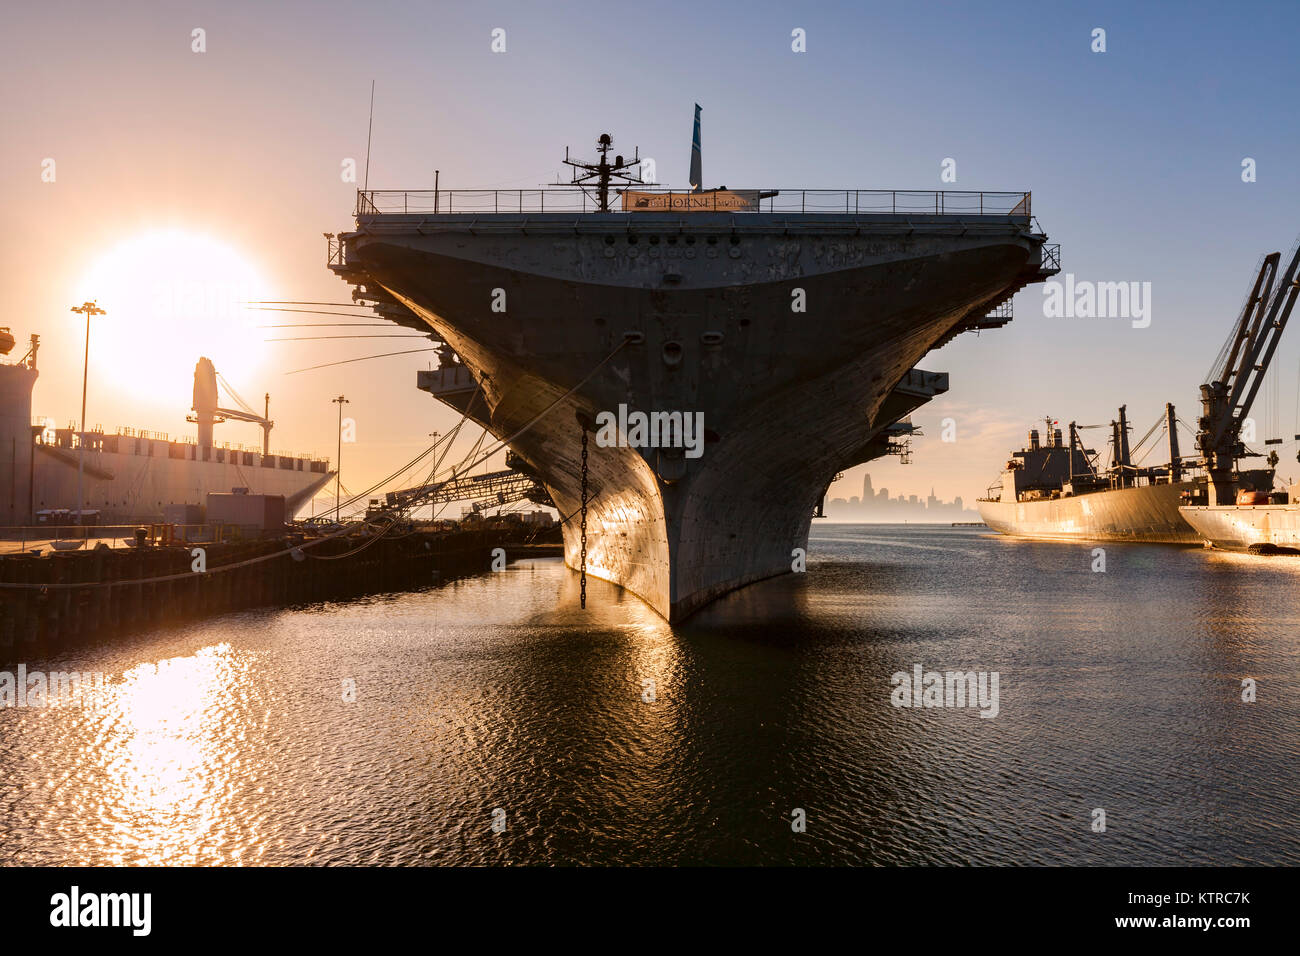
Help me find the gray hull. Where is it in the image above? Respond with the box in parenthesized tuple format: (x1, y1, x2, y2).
(336, 210, 1052, 620)
(1180, 505, 1300, 549)
(978, 481, 1201, 543)
(30, 445, 333, 524)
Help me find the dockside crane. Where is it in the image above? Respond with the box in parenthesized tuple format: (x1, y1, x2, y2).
(1197, 241, 1300, 504)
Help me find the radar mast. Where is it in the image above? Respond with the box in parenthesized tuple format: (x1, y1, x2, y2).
(562, 133, 647, 212)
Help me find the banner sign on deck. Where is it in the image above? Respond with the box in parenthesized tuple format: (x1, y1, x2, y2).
(620, 189, 762, 212)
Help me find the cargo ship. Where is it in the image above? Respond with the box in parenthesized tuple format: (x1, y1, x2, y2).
(327, 122, 1060, 620)
(977, 407, 1271, 543)
(1180, 486, 1300, 552)
(980, 235, 1300, 546)
(0, 330, 334, 527)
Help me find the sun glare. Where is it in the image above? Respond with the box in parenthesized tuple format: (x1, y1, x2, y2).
(74, 230, 270, 418)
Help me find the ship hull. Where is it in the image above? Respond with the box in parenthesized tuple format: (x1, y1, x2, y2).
(978, 481, 1201, 544)
(337, 211, 1050, 620)
(4, 341, 332, 527)
(30, 446, 333, 524)
(1179, 505, 1300, 550)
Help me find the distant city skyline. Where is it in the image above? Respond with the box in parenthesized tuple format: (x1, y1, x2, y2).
(824, 472, 979, 522)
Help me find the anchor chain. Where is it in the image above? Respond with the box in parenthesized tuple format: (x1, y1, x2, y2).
(580, 427, 588, 609)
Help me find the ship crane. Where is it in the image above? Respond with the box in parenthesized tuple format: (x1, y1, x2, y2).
(1066, 421, 1106, 483)
(188, 356, 275, 456)
(1196, 241, 1300, 505)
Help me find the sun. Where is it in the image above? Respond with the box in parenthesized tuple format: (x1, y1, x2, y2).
(74, 230, 270, 413)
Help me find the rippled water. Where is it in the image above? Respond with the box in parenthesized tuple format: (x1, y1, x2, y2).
(2, 524, 1298, 865)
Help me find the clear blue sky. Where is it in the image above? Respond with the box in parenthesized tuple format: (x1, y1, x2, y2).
(3, 0, 1298, 504)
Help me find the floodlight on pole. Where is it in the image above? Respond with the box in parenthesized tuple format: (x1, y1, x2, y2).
(69, 301, 106, 530)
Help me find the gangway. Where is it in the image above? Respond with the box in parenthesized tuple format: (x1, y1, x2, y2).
(385, 467, 552, 515)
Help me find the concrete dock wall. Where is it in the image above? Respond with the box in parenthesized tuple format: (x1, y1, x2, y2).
(0, 527, 556, 663)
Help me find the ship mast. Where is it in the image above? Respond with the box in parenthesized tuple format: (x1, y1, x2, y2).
(562, 133, 647, 212)
(1110, 405, 1132, 488)
(1165, 402, 1181, 482)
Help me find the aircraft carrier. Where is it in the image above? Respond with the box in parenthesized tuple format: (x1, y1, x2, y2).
(327, 130, 1060, 620)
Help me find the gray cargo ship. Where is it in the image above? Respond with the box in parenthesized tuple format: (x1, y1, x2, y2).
(328, 127, 1060, 620)
(977, 408, 1271, 544)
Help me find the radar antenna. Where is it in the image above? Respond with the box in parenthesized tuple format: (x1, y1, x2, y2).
(562, 133, 647, 212)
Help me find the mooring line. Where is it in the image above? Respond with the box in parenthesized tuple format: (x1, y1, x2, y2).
(1, 344, 626, 591)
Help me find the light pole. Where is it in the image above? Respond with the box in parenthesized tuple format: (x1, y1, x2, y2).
(70, 301, 105, 530)
(332, 395, 349, 522)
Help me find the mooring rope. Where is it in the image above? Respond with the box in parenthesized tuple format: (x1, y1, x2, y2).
(436, 338, 629, 479)
(0, 343, 626, 591)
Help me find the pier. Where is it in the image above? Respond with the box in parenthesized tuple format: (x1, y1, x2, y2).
(0, 524, 559, 663)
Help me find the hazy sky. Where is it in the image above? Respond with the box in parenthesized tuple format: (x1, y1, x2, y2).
(3, 0, 1299, 511)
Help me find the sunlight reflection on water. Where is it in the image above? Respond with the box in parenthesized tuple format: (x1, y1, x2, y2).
(2, 526, 1297, 865)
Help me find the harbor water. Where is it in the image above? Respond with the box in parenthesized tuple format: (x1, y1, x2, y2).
(2, 524, 1297, 865)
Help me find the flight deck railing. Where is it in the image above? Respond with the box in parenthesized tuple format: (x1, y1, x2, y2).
(354, 188, 1032, 219)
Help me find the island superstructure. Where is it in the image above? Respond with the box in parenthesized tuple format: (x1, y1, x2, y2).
(328, 130, 1059, 620)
